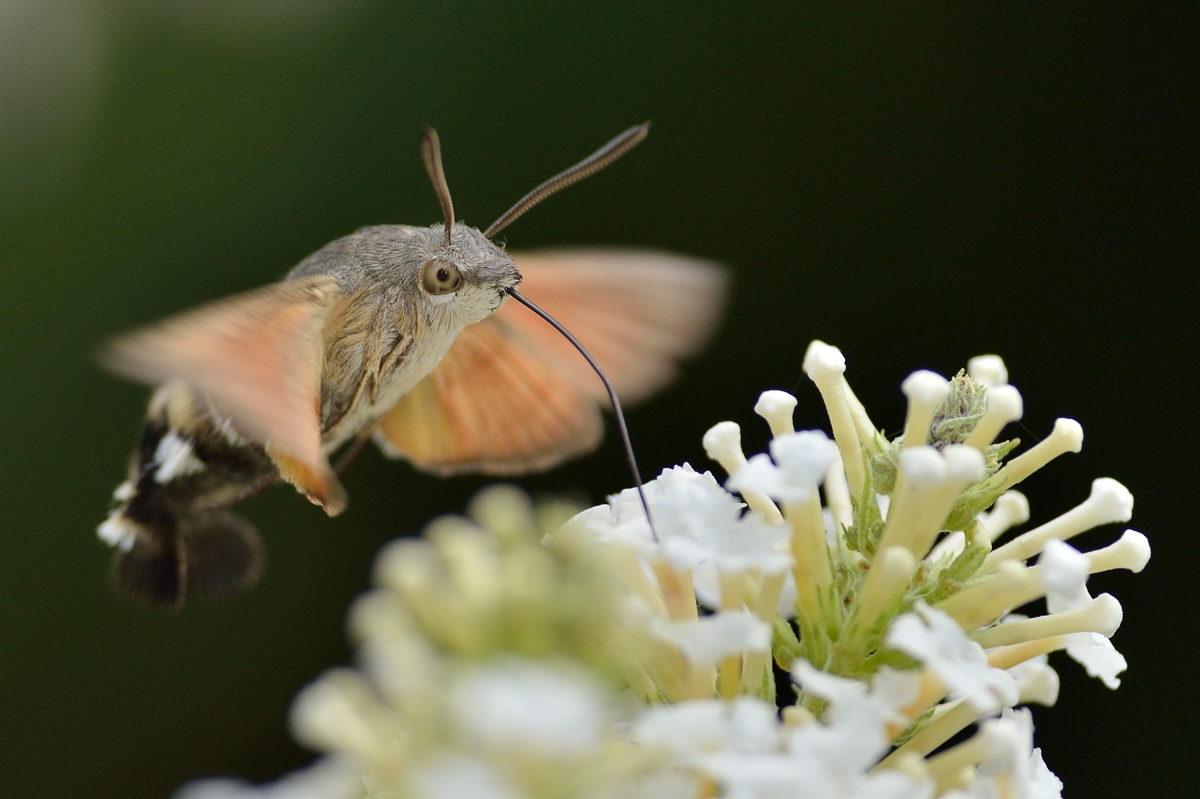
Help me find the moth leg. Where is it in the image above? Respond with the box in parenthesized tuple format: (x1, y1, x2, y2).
(334, 429, 374, 477)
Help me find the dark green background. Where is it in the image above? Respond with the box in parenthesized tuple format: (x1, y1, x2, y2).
(1, 3, 1195, 797)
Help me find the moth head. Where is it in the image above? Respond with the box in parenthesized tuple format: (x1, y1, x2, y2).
(413, 224, 521, 324)
(412, 123, 649, 324)
(413, 129, 521, 325)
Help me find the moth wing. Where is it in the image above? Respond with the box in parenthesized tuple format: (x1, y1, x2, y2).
(100, 276, 344, 509)
(497, 249, 729, 405)
(373, 249, 727, 475)
(373, 319, 603, 476)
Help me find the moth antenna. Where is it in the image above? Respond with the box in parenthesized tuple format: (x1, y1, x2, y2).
(505, 288, 658, 541)
(420, 128, 455, 245)
(484, 123, 651, 238)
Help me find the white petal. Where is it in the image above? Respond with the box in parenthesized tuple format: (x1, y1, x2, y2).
(726, 453, 793, 501)
(691, 561, 721, 609)
(1028, 748, 1064, 799)
(886, 603, 1019, 713)
(633, 697, 779, 756)
(561, 503, 659, 559)
(776, 570, 798, 619)
(791, 662, 921, 768)
(771, 430, 840, 488)
(448, 659, 608, 756)
(694, 751, 808, 799)
(928, 531, 967, 562)
(1063, 632, 1127, 689)
(1038, 539, 1090, 607)
(977, 709, 1033, 785)
(727, 431, 839, 504)
(407, 755, 521, 799)
(649, 611, 771, 666)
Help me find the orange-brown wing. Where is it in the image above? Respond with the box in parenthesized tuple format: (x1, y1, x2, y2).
(497, 249, 729, 405)
(374, 249, 727, 476)
(373, 320, 603, 475)
(100, 276, 345, 511)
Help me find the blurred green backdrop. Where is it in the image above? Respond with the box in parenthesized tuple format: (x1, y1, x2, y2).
(0, 2, 1196, 797)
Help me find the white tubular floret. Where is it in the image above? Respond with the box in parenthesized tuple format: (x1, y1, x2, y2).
(990, 418, 1084, 491)
(881, 657, 1054, 770)
(978, 491, 1030, 543)
(927, 711, 1037, 794)
(900, 370, 949, 450)
(952, 539, 1100, 634)
(767, 434, 840, 625)
(907, 445, 986, 560)
(703, 422, 745, 474)
(967, 355, 1008, 387)
(468, 484, 537, 541)
(846, 546, 918, 648)
(876, 447, 946, 557)
(972, 593, 1123, 649)
(935, 560, 1038, 631)
(289, 670, 391, 760)
(1087, 530, 1151, 574)
(1015, 661, 1060, 707)
(964, 385, 1023, 451)
(802, 340, 865, 495)
(840, 378, 883, 456)
(928, 530, 966, 562)
(984, 478, 1134, 570)
(781, 705, 816, 727)
(754, 390, 798, 437)
(824, 453, 853, 531)
(879, 698, 974, 764)
(705, 423, 783, 523)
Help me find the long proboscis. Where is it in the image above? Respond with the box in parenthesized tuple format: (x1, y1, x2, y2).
(506, 288, 657, 540)
(484, 123, 651, 239)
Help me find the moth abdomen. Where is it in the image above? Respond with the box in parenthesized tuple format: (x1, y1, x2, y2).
(107, 507, 265, 610)
(107, 513, 183, 610)
(98, 383, 276, 609)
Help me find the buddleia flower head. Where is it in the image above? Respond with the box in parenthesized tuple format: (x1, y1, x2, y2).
(179, 342, 1147, 799)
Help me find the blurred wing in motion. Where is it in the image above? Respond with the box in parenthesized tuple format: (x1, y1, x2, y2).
(99, 276, 341, 494)
(373, 318, 604, 475)
(497, 250, 728, 404)
(374, 249, 728, 474)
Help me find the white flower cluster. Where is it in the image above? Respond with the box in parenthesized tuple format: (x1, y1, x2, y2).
(177, 342, 1148, 799)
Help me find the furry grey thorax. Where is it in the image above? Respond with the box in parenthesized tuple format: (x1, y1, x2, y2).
(287, 223, 522, 450)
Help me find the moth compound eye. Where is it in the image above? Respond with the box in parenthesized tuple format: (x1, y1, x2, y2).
(421, 259, 462, 295)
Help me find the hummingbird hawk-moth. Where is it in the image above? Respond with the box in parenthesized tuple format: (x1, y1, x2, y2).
(98, 124, 727, 610)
